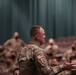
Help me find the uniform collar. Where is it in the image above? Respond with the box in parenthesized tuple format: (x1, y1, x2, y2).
(29, 41, 40, 47)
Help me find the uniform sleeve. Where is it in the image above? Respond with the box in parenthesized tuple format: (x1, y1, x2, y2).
(62, 50, 69, 61)
(34, 49, 64, 75)
(19, 39, 26, 47)
(3, 40, 11, 50)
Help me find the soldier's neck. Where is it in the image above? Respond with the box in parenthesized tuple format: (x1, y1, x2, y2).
(30, 39, 40, 46)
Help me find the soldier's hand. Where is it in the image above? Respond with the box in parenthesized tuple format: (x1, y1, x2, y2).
(62, 61, 76, 70)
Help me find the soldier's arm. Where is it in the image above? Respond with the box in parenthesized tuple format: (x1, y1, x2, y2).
(3, 40, 11, 50)
(62, 51, 68, 61)
(20, 39, 26, 47)
(34, 49, 65, 75)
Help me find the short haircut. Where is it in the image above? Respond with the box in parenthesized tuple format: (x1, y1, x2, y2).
(30, 25, 44, 37)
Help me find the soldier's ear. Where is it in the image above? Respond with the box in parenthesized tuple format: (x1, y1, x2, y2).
(36, 34, 39, 40)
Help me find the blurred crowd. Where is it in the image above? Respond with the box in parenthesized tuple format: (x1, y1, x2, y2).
(0, 32, 76, 75)
(0, 32, 26, 75)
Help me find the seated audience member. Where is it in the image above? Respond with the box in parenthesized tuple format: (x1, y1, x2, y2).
(50, 57, 64, 75)
(51, 57, 60, 66)
(48, 38, 59, 55)
(59, 56, 76, 75)
(1, 56, 13, 73)
(44, 45, 54, 65)
(3, 32, 26, 53)
(3, 32, 26, 67)
(62, 44, 76, 61)
(2, 55, 18, 73)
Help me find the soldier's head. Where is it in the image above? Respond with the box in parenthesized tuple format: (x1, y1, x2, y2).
(30, 25, 46, 45)
(48, 38, 55, 45)
(13, 68, 19, 75)
(51, 57, 60, 66)
(13, 32, 19, 39)
(45, 45, 54, 56)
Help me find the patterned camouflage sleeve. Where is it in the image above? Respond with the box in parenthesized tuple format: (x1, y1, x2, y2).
(34, 48, 64, 75)
(18, 44, 64, 75)
(18, 46, 34, 75)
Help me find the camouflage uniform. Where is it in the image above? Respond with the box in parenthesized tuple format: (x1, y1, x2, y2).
(52, 44, 59, 55)
(3, 38, 25, 52)
(57, 70, 71, 75)
(45, 44, 59, 56)
(18, 42, 64, 75)
(62, 49, 73, 61)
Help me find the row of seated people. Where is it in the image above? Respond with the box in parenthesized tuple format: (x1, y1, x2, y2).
(41, 38, 76, 75)
(0, 32, 76, 75)
(0, 32, 26, 74)
(1, 56, 76, 75)
(0, 68, 19, 75)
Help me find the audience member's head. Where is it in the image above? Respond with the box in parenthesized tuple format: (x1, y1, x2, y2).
(46, 46, 54, 56)
(51, 57, 60, 66)
(13, 32, 19, 39)
(48, 38, 55, 45)
(13, 68, 19, 75)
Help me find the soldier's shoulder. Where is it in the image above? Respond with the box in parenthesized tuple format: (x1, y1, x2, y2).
(25, 43, 40, 49)
(6, 38, 14, 42)
(20, 43, 43, 54)
(45, 45, 51, 50)
(20, 43, 39, 53)
(4, 38, 12, 43)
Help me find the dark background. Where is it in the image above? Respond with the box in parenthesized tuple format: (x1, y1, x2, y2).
(0, 0, 76, 44)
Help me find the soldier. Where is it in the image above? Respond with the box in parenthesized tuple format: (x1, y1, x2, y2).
(3, 32, 26, 53)
(3, 32, 26, 64)
(18, 25, 75, 75)
(48, 38, 59, 55)
(62, 44, 76, 61)
(61, 56, 76, 75)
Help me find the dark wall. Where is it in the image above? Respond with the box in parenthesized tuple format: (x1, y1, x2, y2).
(0, 0, 76, 44)
(0, 0, 29, 44)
